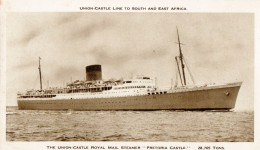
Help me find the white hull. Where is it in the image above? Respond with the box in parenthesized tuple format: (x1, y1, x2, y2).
(17, 82, 242, 111)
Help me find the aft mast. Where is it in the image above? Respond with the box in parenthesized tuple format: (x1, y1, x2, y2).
(38, 57, 43, 91)
(176, 27, 186, 86)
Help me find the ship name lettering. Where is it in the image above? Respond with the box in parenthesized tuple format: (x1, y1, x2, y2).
(108, 146, 119, 149)
(91, 146, 105, 149)
(95, 7, 111, 10)
(169, 146, 185, 149)
(80, 7, 93, 10)
(121, 146, 140, 149)
(112, 7, 123, 10)
(213, 146, 224, 150)
(147, 146, 167, 149)
(73, 146, 89, 149)
(158, 7, 169, 10)
(58, 146, 72, 149)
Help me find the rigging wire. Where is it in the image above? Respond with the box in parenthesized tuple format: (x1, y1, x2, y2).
(183, 56, 196, 85)
(33, 73, 39, 90)
(175, 59, 179, 87)
(175, 56, 184, 86)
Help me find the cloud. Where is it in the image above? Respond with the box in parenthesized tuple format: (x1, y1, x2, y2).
(88, 45, 129, 66)
(6, 13, 254, 111)
(14, 59, 36, 70)
(68, 23, 104, 41)
(56, 14, 81, 25)
(21, 30, 40, 45)
(54, 65, 81, 81)
(7, 28, 41, 48)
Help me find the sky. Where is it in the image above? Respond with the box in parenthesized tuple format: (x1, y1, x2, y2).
(6, 13, 254, 111)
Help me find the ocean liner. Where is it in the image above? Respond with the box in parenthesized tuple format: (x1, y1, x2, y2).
(17, 29, 242, 111)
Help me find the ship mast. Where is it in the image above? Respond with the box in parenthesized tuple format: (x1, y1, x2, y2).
(176, 27, 186, 86)
(38, 57, 43, 91)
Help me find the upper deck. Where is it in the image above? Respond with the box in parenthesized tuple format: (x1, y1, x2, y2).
(17, 76, 156, 99)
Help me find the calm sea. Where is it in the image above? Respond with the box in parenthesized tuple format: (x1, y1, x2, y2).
(6, 106, 254, 142)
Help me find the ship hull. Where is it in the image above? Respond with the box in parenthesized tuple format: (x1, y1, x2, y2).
(17, 82, 241, 111)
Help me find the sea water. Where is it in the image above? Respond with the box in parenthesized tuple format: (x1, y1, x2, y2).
(6, 106, 253, 142)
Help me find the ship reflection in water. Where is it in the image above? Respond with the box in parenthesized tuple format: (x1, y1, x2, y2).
(6, 106, 253, 142)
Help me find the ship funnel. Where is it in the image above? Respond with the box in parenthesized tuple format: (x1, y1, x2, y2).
(85, 65, 102, 81)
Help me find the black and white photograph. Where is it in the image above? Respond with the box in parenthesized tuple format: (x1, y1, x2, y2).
(4, 12, 254, 143)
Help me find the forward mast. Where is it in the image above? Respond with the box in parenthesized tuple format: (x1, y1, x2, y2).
(174, 27, 196, 87)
